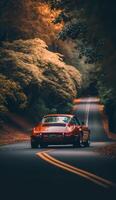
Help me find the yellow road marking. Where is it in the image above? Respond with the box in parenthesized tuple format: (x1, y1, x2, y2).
(36, 150, 116, 189)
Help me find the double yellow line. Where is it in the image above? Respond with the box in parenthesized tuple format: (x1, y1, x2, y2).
(36, 150, 116, 189)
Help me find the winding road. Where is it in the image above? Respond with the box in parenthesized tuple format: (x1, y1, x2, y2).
(0, 97, 116, 200)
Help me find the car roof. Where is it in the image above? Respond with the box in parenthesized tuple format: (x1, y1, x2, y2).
(43, 114, 74, 118)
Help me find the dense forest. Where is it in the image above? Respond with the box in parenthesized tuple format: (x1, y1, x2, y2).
(0, 0, 116, 132)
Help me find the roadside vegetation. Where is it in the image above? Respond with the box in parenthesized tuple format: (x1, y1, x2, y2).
(0, 38, 81, 126)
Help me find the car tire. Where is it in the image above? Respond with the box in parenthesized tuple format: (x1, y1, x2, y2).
(40, 143, 48, 148)
(73, 136, 81, 148)
(83, 139, 90, 147)
(31, 141, 38, 149)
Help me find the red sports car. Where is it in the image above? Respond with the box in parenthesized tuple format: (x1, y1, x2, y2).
(31, 114, 90, 148)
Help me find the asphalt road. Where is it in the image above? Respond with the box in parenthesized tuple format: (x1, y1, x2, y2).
(0, 97, 116, 200)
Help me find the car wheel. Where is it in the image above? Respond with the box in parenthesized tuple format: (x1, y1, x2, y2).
(31, 141, 38, 149)
(73, 136, 81, 148)
(40, 143, 48, 148)
(83, 139, 90, 147)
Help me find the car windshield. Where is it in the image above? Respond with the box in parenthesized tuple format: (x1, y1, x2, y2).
(42, 116, 71, 124)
